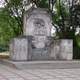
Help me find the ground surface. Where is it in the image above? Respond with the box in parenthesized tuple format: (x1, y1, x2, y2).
(0, 52, 80, 80)
(0, 64, 80, 80)
(0, 52, 9, 59)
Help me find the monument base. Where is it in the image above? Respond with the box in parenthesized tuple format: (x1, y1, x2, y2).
(1, 59, 80, 69)
(10, 37, 73, 61)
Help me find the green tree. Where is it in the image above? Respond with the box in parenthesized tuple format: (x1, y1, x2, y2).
(4, 0, 25, 35)
(0, 8, 17, 51)
(52, 0, 75, 39)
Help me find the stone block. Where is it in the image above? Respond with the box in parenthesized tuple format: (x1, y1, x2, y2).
(60, 39, 73, 60)
(10, 37, 29, 61)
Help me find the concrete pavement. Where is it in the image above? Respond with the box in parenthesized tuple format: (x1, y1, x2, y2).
(0, 64, 80, 80)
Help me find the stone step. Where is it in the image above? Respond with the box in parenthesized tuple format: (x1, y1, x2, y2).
(1, 59, 80, 69)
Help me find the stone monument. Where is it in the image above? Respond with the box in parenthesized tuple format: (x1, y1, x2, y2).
(24, 8, 53, 60)
(10, 8, 73, 61)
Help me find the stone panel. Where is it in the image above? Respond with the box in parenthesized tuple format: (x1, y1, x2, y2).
(10, 37, 28, 61)
(31, 36, 52, 60)
(60, 39, 73, 60)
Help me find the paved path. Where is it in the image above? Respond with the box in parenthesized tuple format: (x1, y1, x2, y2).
(0, 64, 80, 80)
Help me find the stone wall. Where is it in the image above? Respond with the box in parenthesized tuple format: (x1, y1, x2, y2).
(10, 38, 73, 61)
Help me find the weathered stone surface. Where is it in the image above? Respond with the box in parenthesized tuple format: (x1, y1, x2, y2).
(24, 8, 52, 49)
(23, 8, 53, 60)
(60, 39, 73, 60)
(50, 40, 61, 59)
(31, 36, 53, 60)
(50, 39, 73, 60)
(24, 8, 52, 36)
(10, 37, 29, 61)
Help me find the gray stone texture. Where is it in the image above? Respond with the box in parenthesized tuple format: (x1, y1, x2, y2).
(50, 40, 61, 60)
(50, 39, 73, 60)
(24, 8, 53, 60)
(10, 36, 31, 61)
(23, 8, 52, 36)
(60, 39, 73, 60)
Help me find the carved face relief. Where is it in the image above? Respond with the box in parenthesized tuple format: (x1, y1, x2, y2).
(33, 18, 47, 36)
(34, 18, 45, 28)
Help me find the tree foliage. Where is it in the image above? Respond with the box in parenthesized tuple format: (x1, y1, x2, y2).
(52, 0, 80, 39)
(4, 0, 24, 35)
(0, 8, 17, 51)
